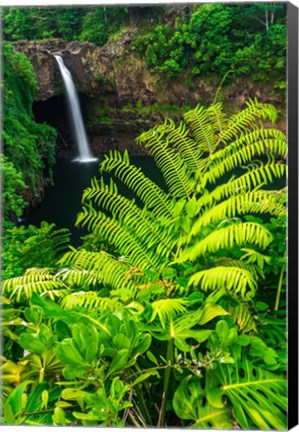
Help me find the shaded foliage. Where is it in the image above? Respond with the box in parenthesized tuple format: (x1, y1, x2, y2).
(133, 3, 286, 85)
(2, 42, 57, 220)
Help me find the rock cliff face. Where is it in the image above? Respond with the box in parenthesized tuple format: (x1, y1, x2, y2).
(13, 30, 285, 158)
(13, 30, 284, 106)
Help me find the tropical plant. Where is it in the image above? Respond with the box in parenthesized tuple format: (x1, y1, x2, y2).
(2, 222, 71, 280)
(133, 3, 286, 83)
(2, 99, 287, 428)
(2, 42, 57, 221)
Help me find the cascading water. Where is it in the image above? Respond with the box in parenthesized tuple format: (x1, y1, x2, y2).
(54, 55, 97, 162)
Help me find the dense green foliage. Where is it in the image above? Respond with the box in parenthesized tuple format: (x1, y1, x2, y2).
(2, 7, 89, 41)
(2, 101, 287, 428)
(1, 4, 288, 428)
(2, 6, 129, 46)
(2, 42, 57, 220)
(2, 222, 71, 280)
(2, 3, 286, 86)
(133, 3, 286, 85)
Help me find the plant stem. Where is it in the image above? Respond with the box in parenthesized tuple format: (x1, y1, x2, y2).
(127, 409, 141, 428)
(274, 262, 285, 311)
(157, 338, 174, 427)
(24, 404, 78, 416)
(136, 385, 153, 426)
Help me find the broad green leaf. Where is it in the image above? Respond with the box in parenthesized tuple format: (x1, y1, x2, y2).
(173, 375, 233, 429)
(113, 334, 131, 351)
(55, 341, 88, 366)
(6, 380, 33, 414)
(237, 335, 251, 346)
(61, 388, 87, 400)
(132, 333, 152, 356)
(215, 356, 287, 429)
(207, 387, 225, 408)
(52, 407, 67, 425)
(255, 301, 269, 311)
(106, 349, 130, 377)
(198, 304, 228, 325)
(3, 401, 15, 424)
(72, 412, 99, 421)
(18, 333, 47, 354)
(146, 351, 159, 366)
(132, 370, 158, 386)
(216, 320, 229, 339)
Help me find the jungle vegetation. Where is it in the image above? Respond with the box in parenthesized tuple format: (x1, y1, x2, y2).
(2, 3, 286, 84)
(1, 3, 287, 429)
(2, 99, 287, 427)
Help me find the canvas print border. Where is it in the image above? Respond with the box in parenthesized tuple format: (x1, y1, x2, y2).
(1, 1, 298, 429)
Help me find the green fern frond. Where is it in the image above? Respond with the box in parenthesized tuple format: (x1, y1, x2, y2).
(100, 150, 174, 219)
(60, 291, 119, 311)
(214, 257, 262, 279)
(25, 222, 71, 255)
(77, 206, 166, 271)
(58, 250, 136, 292)
(217, 98, 278, 145)
(189, 266, 257, 300)
(178, 222, 272, 262)
(41, 289, 70, 301)
(206, 102, 226, 133)
(184, 104, 217, 153)
(162, 118, 205, 172)
(211, 128, 286, 164)
(191, 191, 285, 237)
(136, 126, 194, 198)
(196, 163, 286, 203)
(56, 268, 101, 287)
(150, 298, 186, 328)
(201, 139, 286, 188)
(229, 303, 257, 333)
(241, 248, 271, 269)
(81, 176, 176, 259)
(2, 269, 68, 302)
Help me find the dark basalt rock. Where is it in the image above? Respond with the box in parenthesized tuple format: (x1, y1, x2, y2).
(12, 31, 285, 159)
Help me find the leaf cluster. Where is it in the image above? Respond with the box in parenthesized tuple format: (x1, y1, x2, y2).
(1, 99, 287, 428)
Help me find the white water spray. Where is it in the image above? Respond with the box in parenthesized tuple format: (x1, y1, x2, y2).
(54, 55, 97, 162)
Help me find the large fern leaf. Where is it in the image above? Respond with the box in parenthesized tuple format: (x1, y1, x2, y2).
(100, 150, 175, 219)
(161, 118, 205, 172)
(58, 250, 136, 292)
(212, 128, 286, 164)
(136, 126, 194, 198)
(77, 206, 166, 271)
(178, 222, 272, 262)
(201, 139, 286, 189)
(2, 268, 68, 302)
(196, 162, 286, 204)
(191, 190, 285, 237)
(60, 292, 119, 311)
(216, 98, 278, 146)
(189, 266, 257, 300)
(206, 101, 227, 134)
(184, 104, 217, 153)
(81, 177, 176, 260)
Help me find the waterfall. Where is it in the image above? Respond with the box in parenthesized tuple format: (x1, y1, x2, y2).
(54, 55, 96, 162)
